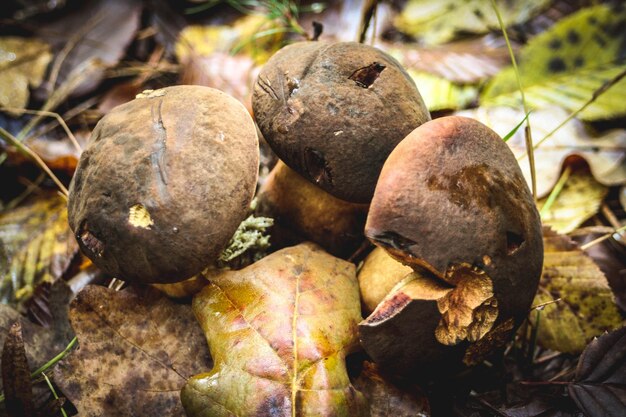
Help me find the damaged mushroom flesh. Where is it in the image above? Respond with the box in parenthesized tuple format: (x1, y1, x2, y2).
(252, 41, 431, 203)
(68, 86, 259, 284)
(255, 160, 368, 258)
(360, 116, 543, 375)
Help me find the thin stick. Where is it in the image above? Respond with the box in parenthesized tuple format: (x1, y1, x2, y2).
(580, 224, 626, 250)
(0, 127, 69, 197)
(1, 107, 81, 152)
(531, 298, 561, 310)
(491, 0, 536, 199)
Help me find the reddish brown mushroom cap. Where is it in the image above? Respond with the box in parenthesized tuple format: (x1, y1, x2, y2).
(68, 86, 259, 284)
(361, 116, 543, 375)
(252, 41, 430, 203)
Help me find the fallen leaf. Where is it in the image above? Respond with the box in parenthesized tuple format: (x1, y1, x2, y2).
(0, 37, 51, 111)
(532, 229, 624, 354)
(395, 0, 550, 45)
(538, 170, 608, 234)
(36, 0, 141, 97)
(483, 3, 626, 121)
(457, 106, 626, 198)
(0, 194, 78, 305)
(387, 37, 512, 84)
(0, 280, 73, 395)
(568, 326, 626, 417)
(406, 70, 478, 111)
(54, 285, 212, 417)
(181, 243, 368, 417)
(353, 361, 430, 417)
(1, 322, 34, 417)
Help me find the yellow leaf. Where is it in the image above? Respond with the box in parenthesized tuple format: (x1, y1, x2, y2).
(0, 194, 78, 304)
(538, 171, 608, 234)
(0, 37, 52, 111)
(483, 4, 626, 120)
(407, 69, 478, 111)
(395, 0, 550, 45)
(532, 229, 624, 354)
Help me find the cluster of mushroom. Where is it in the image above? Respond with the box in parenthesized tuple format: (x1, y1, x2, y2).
(68, 40, 543, 382)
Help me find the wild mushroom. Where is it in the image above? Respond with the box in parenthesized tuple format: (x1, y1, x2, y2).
(68, 85, 259, 284)
(360, 116, 543, 375)
(255, 160, 368, 258)
(252, 41, 431, 203)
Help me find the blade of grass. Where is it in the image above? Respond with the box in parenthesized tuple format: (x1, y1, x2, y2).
(539, 166, 572, 217)
(580, 224, 626, 251)
(503, 111, 531, 142)
(42, 372, 68, 417)
(491, 0, 537, 199)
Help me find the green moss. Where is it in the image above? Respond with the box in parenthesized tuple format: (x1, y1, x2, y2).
(218, 215, 274, 264)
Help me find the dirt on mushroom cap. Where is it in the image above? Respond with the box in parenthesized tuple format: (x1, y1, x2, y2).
(68, 85, 259, 284)
(252, 41, 431, 204)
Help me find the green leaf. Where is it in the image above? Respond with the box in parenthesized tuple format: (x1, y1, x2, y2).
(395, 0, 550, 45)
(483, 4, 626, 120)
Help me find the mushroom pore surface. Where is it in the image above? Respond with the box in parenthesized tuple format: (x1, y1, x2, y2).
(68, 85, 259, 284)
(252, 41, 431, 203)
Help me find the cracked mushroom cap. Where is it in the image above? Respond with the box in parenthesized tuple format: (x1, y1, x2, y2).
(252, 41, 431, 203)
(68, 86, 259, 284)
(361, 116, 543, 375)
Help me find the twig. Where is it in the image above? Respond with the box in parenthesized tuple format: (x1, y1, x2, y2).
(0, 127, 69, 197)
(580, 224, 626, 250)
(491, 0, 536, 199)
(1, 107, 81, 153)
(530, 298, 561, 311)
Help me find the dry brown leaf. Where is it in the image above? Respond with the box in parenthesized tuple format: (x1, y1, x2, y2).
(54, 285, 212, 417)
(532, 229, 624, 354)
(353, 361, 431, 417)
(457, 106, 626, 198)
(181, 243, 368, 417)
(37, 0, 141, 97)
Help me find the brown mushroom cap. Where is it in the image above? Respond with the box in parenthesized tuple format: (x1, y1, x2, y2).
(252, 41, 431, 203)
(361, 116, 543, 374)
(68, 86, 259, 284)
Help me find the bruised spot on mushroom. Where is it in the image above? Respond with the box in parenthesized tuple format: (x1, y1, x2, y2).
(128, 204, 154, 229)
(303, 147, 333, 186)
(349, 62, 386, 88)
(435, 264, 498, 346)
(506, 231, 524, 255)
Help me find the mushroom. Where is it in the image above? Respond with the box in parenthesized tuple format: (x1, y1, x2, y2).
(68, 85, 259, 284)
(359, 116, 543, 375)
(252, 41, 431, 203)
(255, 160, 368, 258)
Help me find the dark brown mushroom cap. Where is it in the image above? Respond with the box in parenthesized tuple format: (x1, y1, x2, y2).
(252, 41, 430, 203)
(365, 115, 543, 325)
(68, 86, 259, 284)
